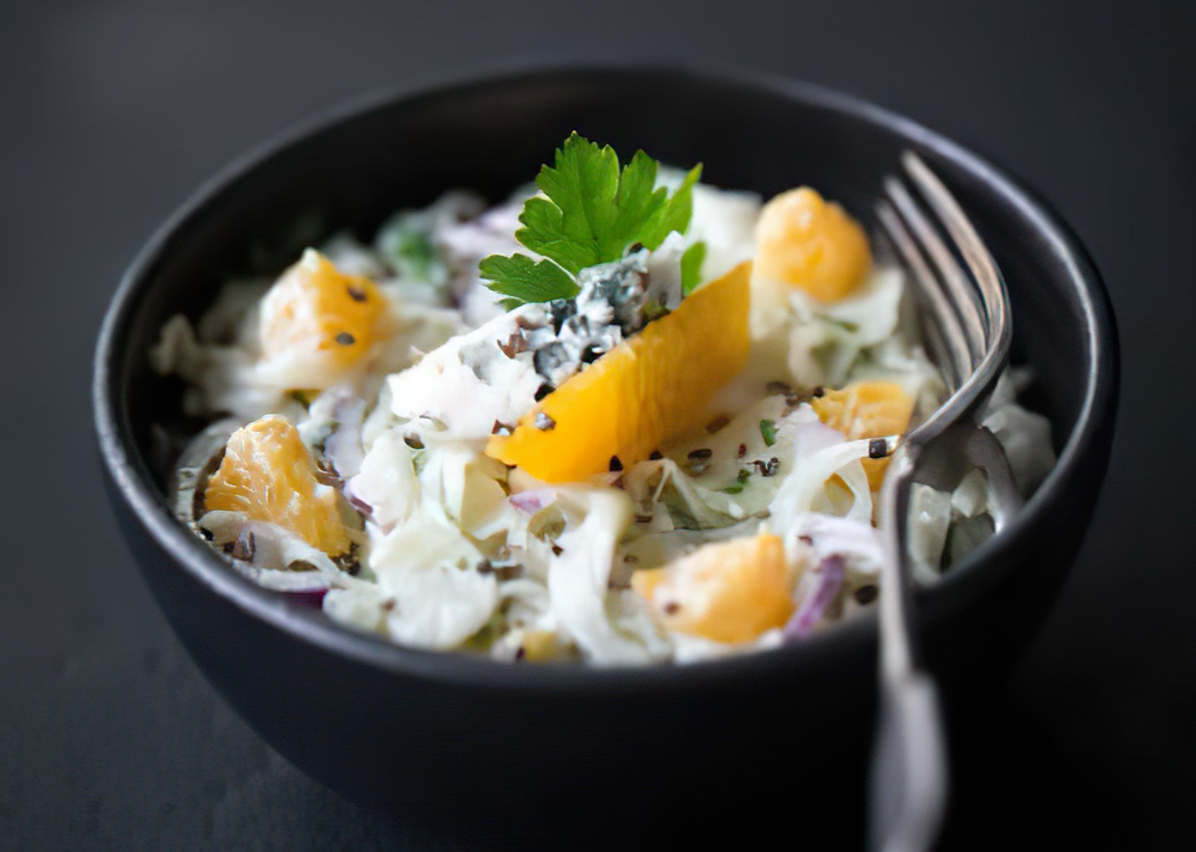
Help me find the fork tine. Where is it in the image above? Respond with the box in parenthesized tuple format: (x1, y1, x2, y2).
(901, 152, 1011, 363)
(875, 202, 969, 391)
(884, 176, 987, 369)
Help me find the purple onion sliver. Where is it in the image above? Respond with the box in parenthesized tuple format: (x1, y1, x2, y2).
(287, 588, 328, 608)
(509, 488, 556, 514)
(784, 555, 845, 640)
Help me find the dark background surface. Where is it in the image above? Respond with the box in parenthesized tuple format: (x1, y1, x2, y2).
(3, 0, 1193, 849)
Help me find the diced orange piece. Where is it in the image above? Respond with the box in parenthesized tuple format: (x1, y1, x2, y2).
(755, 187, 871, 302)
(204, 415, 350, 556)
(485, 262, 752, 483)
(812, 380, 915, 489)
(259, 249, 389, 384)
(631, 533, 799, 644)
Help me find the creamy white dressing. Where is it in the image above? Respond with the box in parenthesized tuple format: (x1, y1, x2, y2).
(158, 175, 1056, 665)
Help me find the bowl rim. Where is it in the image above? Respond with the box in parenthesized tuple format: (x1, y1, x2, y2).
(92, 62, 1118, 692)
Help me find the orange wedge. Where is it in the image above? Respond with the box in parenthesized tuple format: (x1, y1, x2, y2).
(259, 249, 389, 383)
(631, 533, 798, 643)
(204, 415, 350, 556)
(486, 262, 752, 482)
(755, 187, 871, 303)
(812, 380, 915, 488)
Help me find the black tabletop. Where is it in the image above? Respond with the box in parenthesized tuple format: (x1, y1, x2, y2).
(5, 1, 1193, 849)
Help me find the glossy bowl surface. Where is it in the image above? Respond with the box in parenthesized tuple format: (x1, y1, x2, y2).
(93, 66, 1117, 843)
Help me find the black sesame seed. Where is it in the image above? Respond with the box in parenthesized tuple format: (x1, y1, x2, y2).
(551, 543, 564, 556)
(649, 449, 663, 461)
(534, 382, 553, 401)
(753, 457, 780, 476)
(535, 412, 556, 431)
(706, 414, 731, 433)
(687, 448, 713, 460)
(737, 443, 747, 458)
(868, 438, 889, 459)
(403, 434, 424, 450)
(811, 385, 826, 398)
(580, 343, 604, 364)
(346, 285, 368, 302)
(854, 585, 879, 605)
(335, 331, 356, 346)
(609, 455, 623, 472)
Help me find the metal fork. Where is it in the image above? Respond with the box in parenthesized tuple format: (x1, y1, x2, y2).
(868, 152, 1023, 852)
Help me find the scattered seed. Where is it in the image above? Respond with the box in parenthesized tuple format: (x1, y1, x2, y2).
(551, 543, 564, 556)
(534, 382, 553, 401)
(868, 438, 890, 459)
(811, 385, 825, 398)
(497, 332, 528, 359)
(535, 412, 556, 431)
(335, 331, 356, 346)
(346, 285, 368, 302)
(609, 455, 623, 472)
(649, 449, 663, 461)
(753, 457, 780, 477)
(706, 414, 731, 433)
(854, 585, 879, 605)
(737, 443, 747, 458)
(580, 343, 604, 364)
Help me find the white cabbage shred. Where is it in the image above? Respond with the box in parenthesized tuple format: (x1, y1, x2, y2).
(157, 174, 1057, 665)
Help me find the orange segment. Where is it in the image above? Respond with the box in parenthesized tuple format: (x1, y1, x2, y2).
(259, 249, 389, 382)
(204, 415, 350, 556)
(812, 380, 915, 489)
(485, 262, 752, 483)
(755, 187, 871, 302)
(631, 533, 799, 643)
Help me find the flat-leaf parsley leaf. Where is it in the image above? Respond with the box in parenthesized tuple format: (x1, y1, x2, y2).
(480, 132, 702, 303)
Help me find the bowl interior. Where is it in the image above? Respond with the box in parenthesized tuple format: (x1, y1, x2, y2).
(98, 67, 1113, 678)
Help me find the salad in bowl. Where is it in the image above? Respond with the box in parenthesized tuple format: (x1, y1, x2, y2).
(152, 132, 1054, 665)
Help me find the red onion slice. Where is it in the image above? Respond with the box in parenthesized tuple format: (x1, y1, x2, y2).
(784, 555, 845, 640)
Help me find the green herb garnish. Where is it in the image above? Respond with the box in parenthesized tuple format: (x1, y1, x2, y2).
(480, 132, 702, 304)
(680, 241, 707, 295)
(759, 418, 778, 447)
(721, 469, 752, 494)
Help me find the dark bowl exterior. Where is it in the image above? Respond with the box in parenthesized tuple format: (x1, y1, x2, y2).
(93, 67, 1117, 842)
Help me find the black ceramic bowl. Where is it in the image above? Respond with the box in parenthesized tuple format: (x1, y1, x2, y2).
(93, 67, 1117, 844)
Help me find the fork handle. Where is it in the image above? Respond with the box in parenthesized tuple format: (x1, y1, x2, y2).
(869, 671, 949, 852)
